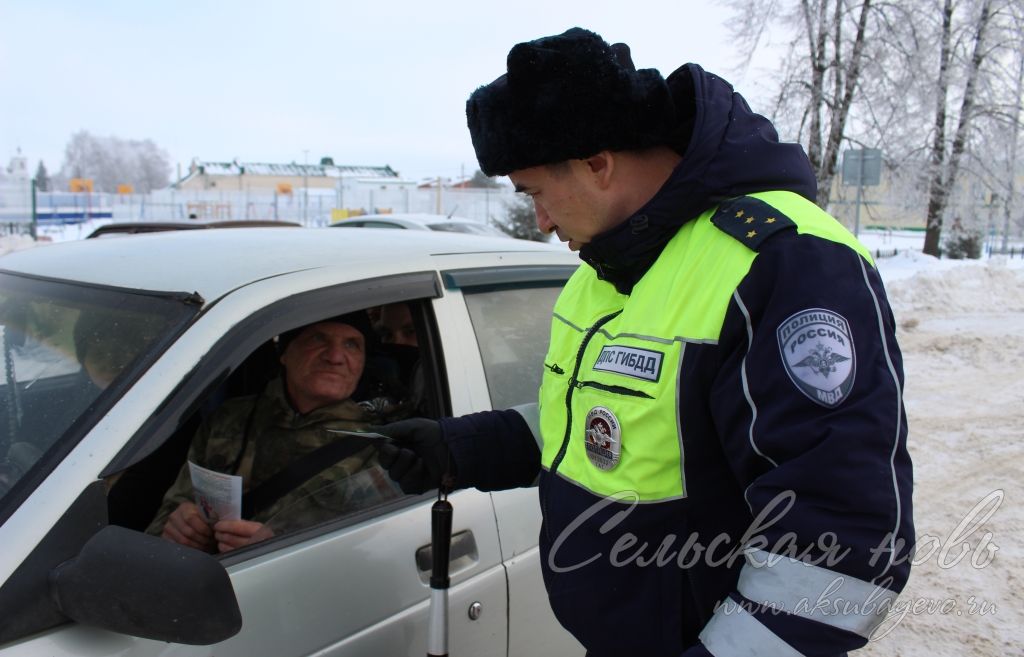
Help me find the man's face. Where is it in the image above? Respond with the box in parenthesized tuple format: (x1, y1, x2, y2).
(509, 161, 610, 251)
(279, 321, 365, 413)
(377, 303, 418, 347)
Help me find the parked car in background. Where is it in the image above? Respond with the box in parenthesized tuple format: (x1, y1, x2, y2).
(86, 219, 300, 238)
(0, 228, 583, 656)
(331, 213, 512, 238)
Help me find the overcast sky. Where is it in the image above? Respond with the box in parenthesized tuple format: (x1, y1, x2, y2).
(1, 1, 780, 183)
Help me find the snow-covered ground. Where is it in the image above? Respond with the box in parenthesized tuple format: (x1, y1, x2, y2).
(1, 226, 1022, 655)
(857, 249, 1024, 657)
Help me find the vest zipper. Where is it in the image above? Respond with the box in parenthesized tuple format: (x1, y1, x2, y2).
(545, 310, 621, 538)
(574, 379, 653, 399)
(544, 362, 565, 375)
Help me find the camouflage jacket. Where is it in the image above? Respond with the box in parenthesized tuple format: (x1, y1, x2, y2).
(147, 378, 403, 538)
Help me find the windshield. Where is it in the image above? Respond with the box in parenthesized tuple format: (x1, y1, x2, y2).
(427, 222, 511, 237)
(0, 272, 196, 507)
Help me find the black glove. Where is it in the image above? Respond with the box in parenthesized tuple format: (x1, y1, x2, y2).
(373, 418, 455, 494)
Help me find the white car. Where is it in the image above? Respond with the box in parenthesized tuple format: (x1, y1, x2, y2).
(331, 213, 513, 238)
(0, 228, 583, 656)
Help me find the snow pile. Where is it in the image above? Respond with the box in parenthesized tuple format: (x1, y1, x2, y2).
(885, 261, 1024, 314)
(0, 234, 40, 257)
(875, 249, 943, 282)
(858, 257, 1023, 657)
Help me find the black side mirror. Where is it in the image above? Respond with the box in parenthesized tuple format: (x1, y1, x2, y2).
(50, 525, 242, 645)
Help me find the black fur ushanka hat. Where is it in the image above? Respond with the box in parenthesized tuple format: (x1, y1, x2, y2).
(276, 311, 374, 355)
(466, 27, 677, 176)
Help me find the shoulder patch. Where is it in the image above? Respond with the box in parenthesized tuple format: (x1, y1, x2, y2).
(710, 196, 796, 250)
(776, 308, 856, 408)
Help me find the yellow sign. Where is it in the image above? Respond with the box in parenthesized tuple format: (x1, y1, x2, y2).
(117, 184, 134, 195)
(330, 208, 369, 223)
(277, 182, 293, 194)
(69, 178, 94, 193)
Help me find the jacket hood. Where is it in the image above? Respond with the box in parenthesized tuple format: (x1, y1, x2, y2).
(579, 63, 818, 294)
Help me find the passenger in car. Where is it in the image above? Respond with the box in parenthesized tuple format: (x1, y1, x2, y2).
(372, 302, 430, 418)
(73, 311, 157, 390)
(71, 311, 185, 523)
(376, 302, 419, 347)
(146, 312, 404, 553)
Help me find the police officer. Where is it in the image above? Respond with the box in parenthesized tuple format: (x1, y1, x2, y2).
(378, 28, 914, 657)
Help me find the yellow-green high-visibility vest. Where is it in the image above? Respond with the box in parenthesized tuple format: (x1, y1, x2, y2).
(537, 191, 872, 501)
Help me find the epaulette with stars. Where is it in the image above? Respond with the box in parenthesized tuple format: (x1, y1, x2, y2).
(709, 196, 796, 250)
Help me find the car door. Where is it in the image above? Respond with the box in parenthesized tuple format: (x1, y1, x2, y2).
(216, 489, 506, 657)
(438, 264, 587, 657)
(0, 271, 508, 657)
(142, 272, 509, 654)
(198, 279, 508, 657)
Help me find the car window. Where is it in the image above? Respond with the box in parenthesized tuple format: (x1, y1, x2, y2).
(121, 295, 443, 557)
(360, 221, 404, 229)
(0, 273, 196, 510)
(462, 284, 562, 408)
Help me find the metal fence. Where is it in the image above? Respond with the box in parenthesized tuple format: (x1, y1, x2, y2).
(871, 246, 1023, 259)
(3, 184, 519, 228)
(0, 180, 33, 233)
(985, 246, 1024, 259)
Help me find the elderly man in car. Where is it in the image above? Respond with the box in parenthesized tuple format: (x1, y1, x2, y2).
(147, 312, 402, 553)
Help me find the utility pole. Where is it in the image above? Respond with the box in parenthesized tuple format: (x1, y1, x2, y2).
(854, 155, 864, 237)
(988, 193, 998, 255)
(30, 178, 37, 240)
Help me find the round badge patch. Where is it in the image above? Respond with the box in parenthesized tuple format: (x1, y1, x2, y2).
(584, 406, 621, 470)
(777, 308, 856, 408)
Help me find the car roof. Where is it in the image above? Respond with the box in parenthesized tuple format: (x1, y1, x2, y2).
(0, 227, 573, 303)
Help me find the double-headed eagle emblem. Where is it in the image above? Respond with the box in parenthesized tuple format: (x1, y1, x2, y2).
(793, 343, 850, 378)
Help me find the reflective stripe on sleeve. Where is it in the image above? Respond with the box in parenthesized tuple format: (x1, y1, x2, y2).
(699, 597, 804, 657)
(737, 549, 899, 638)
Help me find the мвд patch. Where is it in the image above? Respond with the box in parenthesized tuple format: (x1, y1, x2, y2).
(776, 308, 856, 408)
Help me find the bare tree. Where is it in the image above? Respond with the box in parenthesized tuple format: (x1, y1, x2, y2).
(726, 0, 878, 209)
(922, 0, 996, 256)
(59, 131, 171, 193)
(920, 0, 957, 255)
(726, 0, 1021, 253)
(810, 0, 874, 202)
(995, 1, 1024, 250)
(132, 139, 173, 193)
